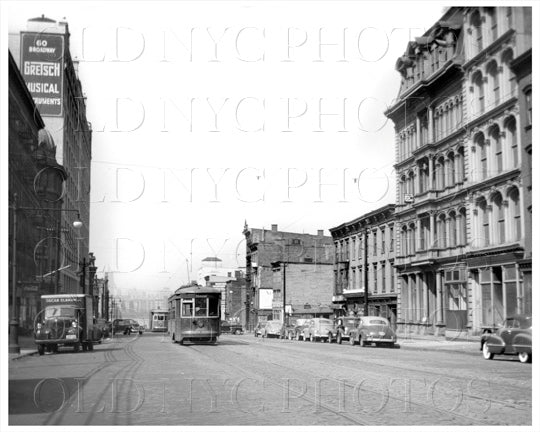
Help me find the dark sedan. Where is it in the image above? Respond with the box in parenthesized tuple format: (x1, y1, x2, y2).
(349, 316, 397, 347)
(221, 320, 244, 335)
(481, 315, 532, 363)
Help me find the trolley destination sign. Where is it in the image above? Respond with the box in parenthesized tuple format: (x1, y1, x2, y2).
(20, 32, 64, 116)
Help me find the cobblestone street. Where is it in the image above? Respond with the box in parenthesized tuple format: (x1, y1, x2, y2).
(9, 333, 532, 426)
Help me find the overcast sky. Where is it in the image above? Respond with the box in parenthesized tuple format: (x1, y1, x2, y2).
(3, 1, 450, 293)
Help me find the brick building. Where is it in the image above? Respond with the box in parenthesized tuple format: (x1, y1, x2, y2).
(9, 50, 67, 332)
(329, 204, 397, 324)
(243, 222, 334, 328)
(10, 16, 93, 294)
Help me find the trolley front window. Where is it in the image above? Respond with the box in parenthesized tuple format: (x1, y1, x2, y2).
(181, 300, 194, 317)
(180, 297, 219, 317)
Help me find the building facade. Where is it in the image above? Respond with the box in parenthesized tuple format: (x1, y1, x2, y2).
(385, 7, 532, 337)
(10, 16, 93, 294)
(271, 261, 334, 322)
(243, 223, 334, 328)
(9, 50, 67, 332)
(330, 204, 397, 324)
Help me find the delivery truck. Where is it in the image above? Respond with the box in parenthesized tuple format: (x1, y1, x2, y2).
(34, 294, 102, 355)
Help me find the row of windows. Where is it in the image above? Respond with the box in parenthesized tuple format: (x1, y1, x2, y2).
(473, 188, 521, 248)
(400, 208, 468, 256)
(470, 49, 516, 116)
(335, 226, 395, 261)
(335, 262, 396, 294)
(472, 115, 519, 180)
(468, 7, 514, 58)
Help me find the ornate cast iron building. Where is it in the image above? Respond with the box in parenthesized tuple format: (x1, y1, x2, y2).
(385, 7, 532, 337)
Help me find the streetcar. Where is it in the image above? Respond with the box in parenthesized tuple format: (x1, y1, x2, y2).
(168, 284, 221, 344)
(149, 308, 169, 332)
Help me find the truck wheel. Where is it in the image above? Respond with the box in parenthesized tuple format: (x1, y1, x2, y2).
(37, 344, 45, 356)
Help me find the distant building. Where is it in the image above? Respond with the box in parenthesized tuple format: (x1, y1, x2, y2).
(243, 222, 334, 328)
(330, 204, 397, 324)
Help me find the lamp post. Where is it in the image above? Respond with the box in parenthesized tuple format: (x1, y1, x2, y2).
(9, 192, 83, 354)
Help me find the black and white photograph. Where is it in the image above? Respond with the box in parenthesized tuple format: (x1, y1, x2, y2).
(1, 1, 537, 430)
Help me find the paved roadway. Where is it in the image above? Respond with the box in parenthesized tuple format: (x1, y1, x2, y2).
(9, 332, 532, 426)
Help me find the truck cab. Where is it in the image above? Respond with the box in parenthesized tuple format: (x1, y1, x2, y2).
(34, 294, 101, 355)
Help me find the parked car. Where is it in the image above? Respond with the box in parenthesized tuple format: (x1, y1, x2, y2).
(349, 316, 397, 347)
(280, 321, 297, 339)
(335, 317, 361, 344)
(302, 318, 337, 342)
(221, 320, 244, 335)
(262, 320, 283, 338)
(254, 322, 264, 337)
(292, 319, 310, 341)
(112, 319, 143, 335)
(481, 315, 532, 363)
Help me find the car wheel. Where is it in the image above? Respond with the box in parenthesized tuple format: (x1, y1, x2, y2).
(309, 334, 315, 342)
(37, 344, 45, 356)
(337, 333, 342, 344)
(349, 335, 355, 346)
(360, 337, 366, 347)
(296, 332, 301, 341)
(482, 342, 494, 360)
(518, 352, 531, 363)
(235, 329, 241, 335)
(288, 332, 293, 340)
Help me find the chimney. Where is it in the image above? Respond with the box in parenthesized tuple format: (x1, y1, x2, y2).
(317, 229, 324, 236)
(271, 224, 278, 231)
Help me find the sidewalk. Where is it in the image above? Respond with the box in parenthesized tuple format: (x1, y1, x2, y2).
(9, 335, 38, 361)
(396, 332, 480, 355)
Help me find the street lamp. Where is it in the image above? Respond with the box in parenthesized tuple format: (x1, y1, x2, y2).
(9, 192, 83, 354)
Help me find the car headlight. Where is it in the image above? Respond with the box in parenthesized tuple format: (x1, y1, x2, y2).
(36, 323, 42, 330)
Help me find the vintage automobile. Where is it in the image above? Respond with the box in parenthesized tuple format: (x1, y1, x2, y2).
(254, 322, 265, 337)
(261, 320, 283, 338)
(349, 316, 397, 347)
(302, 318, 337, 342)
(335, 316, 361, 344)
(112, 318, 143, 335)
(481, 315, 532, 363)
(221, 320, 244, 335)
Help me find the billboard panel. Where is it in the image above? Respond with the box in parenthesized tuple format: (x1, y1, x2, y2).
(20, 32, 64, 116)
(258, 288, 273, 310)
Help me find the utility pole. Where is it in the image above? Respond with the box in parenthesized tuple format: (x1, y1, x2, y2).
(282, 262, 287, 325)
(9, 193, 20, 354)
(363, 227, 369, 316)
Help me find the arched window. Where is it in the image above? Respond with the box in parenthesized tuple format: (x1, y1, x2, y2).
(489, 125, 503, 173)
(438, 214, 447, 249)
(472, 71, 485, 114)
(501, 49, 515, 97)
(504, 116, 518, 168)
(492, 192, 505, 244)
(437, 156, 446, 189)
(471, 10, 483, 54)
(487, 60, 500, 106)
(508, 187, 521, 241)
(447, 152, 455, 187)
(477, 197, 490, 247)
(409, 223, 416, 255)
(459, 207, 467, 245)
(475, 132, 488, 180)
(486, 7, 498, 42)
(401, 226, 408, 256)
(457, 146, 465, 182)
(448, 211, 457, 247)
